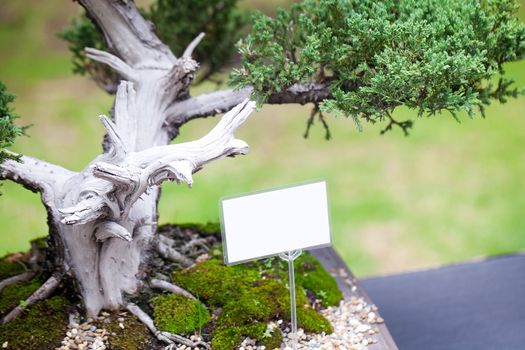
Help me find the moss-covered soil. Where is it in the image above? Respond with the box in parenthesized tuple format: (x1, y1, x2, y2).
(0, 296, 70, 350)
(0, 224, 343, 350)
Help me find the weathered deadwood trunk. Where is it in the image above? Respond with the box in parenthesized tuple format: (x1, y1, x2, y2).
(1, 0, 256, 319)
(0, 0, 332, 323)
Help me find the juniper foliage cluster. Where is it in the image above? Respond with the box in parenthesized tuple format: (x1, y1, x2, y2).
(0, 82, 25, 164)
(230, 0, 525, 133)
(59, 0, 247, 87)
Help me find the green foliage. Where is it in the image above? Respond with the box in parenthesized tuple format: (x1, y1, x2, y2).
(149, 0, 248, 82)
(172, 253, 339, 349)
(0, 296, 70, 350)
(57, 15, 118, 91)
(151, 293, 210, 334)
(57, 16, 107, 77)
(0, 279, 41, 315)
(295, 254, 343, 307)
(230, 0, 525, 134)
(0, 82, 26, 164)
(59, 0, 247, 85)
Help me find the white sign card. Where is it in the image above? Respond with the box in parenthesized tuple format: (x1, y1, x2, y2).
(220, 181, 332, 265)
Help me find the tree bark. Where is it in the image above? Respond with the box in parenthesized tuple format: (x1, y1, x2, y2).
(164, 82, 332, 136)
(1, 0, 257, 318)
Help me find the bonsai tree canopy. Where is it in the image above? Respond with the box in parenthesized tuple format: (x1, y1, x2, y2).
(0, 0, 524, 348)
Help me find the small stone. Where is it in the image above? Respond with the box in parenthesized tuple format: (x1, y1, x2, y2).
(2, 342, 7, 348)
(117, 317, 124, 322)
(118, 322, 124, 329)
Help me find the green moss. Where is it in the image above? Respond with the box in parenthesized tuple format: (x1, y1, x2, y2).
(177, 222, 221, 235)
(295, 254, 343, 307)
(30, 236, 47, 251)
(211, 327, 243, 350)
(297, 307, 332, 334)
(0, 279, 41, 315)
(100, 313, 150, 350)
(0, 260, 25, 280)
(212, 322, 282, 350)
(173, 253, 337, 349)
(172, 259, 259, 306)
(259, 326, 283, 350)
(151, 293, 210, 334)
(0, 296, 70, 350)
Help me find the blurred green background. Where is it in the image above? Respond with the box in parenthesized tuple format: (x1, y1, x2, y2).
(0, 0, 524, 277)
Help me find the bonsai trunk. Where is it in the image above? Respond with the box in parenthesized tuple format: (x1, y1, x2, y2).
(2, 55, 257, 323)
(0, 0, 327, 323)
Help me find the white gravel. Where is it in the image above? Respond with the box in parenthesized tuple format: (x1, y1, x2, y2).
(234, 296, 385, 350)
(56, 311, 116, 350)
(56, 295, 384, 350)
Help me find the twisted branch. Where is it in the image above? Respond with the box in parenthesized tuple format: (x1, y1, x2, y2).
(164, 82, 331, 135)
(58, 96, 256, 226)
(0, 154, 75, 197)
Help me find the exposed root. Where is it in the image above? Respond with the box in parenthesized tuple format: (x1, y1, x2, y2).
(150, 278, 196, 300)
(155, 236, 194, 267)
(126, 302, 210, 349)
(0, 271, 36, 294)
(1, 272, 62, 324)
(181, 237, 210, 254)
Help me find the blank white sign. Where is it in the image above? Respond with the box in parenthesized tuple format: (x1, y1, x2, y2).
(220, 181, 332, 265)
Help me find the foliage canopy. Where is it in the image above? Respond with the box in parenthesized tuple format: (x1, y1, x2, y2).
(230, 0, 525, 133)
(0, 82, 25, 164)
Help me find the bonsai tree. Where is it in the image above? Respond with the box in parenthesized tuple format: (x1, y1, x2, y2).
(1, 0, 524, 347)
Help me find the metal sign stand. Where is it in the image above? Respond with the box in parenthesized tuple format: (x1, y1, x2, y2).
(279, 249, 302, 350)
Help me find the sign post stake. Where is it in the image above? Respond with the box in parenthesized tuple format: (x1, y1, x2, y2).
(279, 249, 302, 349)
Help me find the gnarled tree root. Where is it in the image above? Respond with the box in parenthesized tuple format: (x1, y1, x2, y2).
(0, 271, 36, 294)
(126, 302, 210, 349)
(155, 236, 194, 267)
(150, 278, 196, 300)
(1, 272, 62, 324)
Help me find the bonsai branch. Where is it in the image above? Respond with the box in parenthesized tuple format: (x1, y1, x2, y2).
(85, 47, 137, 81)
(182, 32, 205, 58)
(380, 111, 413, 136)
(1, 272, 62, 324)
(165, 82, 331, 131)
(126, 302, 210, 349)
(304, 103, 331, 140)
(58, 98, 256, 226)
(0, 154, 76, 198)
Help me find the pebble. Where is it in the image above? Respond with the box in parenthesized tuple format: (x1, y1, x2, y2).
(54, 295, 385, 350)
(55, 313, 111, 350)
(232, 296, 385, 350)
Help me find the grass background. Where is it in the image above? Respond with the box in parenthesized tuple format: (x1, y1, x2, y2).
(0, 0, 524, 276)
